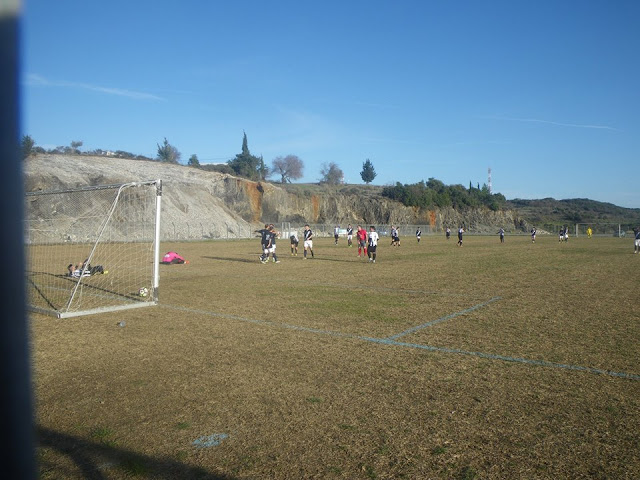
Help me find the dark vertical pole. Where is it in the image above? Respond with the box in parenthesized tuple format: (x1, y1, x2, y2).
(0, 2, 36, 479)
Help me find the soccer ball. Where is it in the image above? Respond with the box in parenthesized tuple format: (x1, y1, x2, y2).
(138, 287, 149, 297)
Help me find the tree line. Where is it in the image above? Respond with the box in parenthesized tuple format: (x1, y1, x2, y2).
(381, 178, 507, 211)
(23, 133, 507, 210)
(22, 132, 378, 186)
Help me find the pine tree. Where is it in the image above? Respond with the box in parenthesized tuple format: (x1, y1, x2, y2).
(227, 132, 263, 180)
(360, 159, 377, 184)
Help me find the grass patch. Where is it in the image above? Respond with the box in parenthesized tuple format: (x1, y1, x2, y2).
(31, 236, 640, 479)
(119, 456, 149, 476)
(457, 465, 477, 480)
(89, 426, 116, 447)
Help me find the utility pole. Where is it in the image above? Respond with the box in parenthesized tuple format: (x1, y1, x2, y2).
(488, 167, 492, 194)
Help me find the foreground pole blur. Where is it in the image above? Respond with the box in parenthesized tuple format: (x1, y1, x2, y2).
(0, 1, 36, 478)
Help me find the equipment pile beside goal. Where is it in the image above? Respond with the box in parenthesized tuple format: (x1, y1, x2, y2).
(25, 180, 162, 318)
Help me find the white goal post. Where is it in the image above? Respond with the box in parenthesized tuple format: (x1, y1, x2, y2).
(25, 180, 162, 318)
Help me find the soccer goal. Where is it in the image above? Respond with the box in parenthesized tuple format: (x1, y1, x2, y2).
(25, 180, 162, 318)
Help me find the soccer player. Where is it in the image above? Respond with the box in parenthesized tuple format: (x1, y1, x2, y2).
(334, 225, 340, 245)
(499, 228, 505, 244)
(446, 227, 451, 240)
(290, 231, 299, 256)
(368, 225, 379, 263)
(457, 226, 464, 247)
(390, 225, 400, 247)
(559, 226, 565, 242)
(255, 224, 271, 262)
(346, 224, 354, 247)
(356, 225, 368, 258)
(303, 224, 314, 259)
(634, 227, 640, 254)
(416, 227, 422, 243)
(587, 226, 593, 238)
(261, 226, 274, 264)
(531, 227, 537, 243)
(267, 224, 280, 263)
(161, 251, 187, 264)
(68, 258, 107, 277)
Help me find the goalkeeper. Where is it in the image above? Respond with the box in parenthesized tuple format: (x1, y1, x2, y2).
(161, 251, 188, 264)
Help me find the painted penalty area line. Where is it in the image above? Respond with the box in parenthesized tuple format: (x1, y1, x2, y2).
(161, 304, 640, 381)
(385, 296, 502, 341)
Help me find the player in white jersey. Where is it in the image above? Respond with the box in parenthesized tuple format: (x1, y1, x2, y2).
(303, 224, 315, 259)
(390, 225, 400, 246)
(290, 231, 299, 256)
(346, 224, 354, 247)
(367, 225, 379, 263)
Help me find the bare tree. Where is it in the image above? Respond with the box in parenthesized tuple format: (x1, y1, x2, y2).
(320, 162, 344, 185)
(271, 155, 304, 183)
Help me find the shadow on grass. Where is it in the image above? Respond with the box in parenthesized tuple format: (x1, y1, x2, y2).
(309, 255, 363, 263)
(37, 426, 235, 480)
(202, 255, 260, 264)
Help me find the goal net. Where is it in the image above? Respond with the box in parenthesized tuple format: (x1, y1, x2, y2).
(25, 180, 162, 318)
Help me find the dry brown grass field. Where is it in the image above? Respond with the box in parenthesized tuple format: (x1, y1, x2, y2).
(30, 233, 640, 479)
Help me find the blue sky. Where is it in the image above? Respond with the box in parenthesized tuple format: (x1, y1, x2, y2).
(21, 0, 639, 208)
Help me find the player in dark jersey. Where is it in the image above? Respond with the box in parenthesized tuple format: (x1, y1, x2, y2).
(266, 224, 280, 263)
(457, 227, 464, 247)
(255, 224, 271, 262)
(303, 224, 314, 259)
(346, 224, 354, 247)
(416, 227, 421, 243)
(290, 231, 299, 256)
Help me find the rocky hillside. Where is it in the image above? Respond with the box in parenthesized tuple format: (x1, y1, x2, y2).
(24, 154, 526, 239)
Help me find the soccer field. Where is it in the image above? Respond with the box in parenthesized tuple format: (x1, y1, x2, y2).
(31, 234, 640, 479)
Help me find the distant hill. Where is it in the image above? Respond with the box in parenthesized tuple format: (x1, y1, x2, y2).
(506, 198, 640, 227)
(23, 154, 639, 237)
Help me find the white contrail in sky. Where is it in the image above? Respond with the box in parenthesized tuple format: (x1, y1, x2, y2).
(484, 115, 616, 131)
(24, 73, 164, 101)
